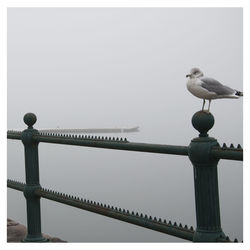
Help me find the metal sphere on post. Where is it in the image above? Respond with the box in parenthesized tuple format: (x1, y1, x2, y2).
(188, 111, 226, 242)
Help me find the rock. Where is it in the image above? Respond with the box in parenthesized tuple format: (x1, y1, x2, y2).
(7, 218, 66, 242)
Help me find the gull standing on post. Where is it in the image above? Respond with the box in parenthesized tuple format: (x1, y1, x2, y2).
(186, 68, 243, 112)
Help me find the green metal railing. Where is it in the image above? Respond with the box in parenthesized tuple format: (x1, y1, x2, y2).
(7, 111, 242, 242)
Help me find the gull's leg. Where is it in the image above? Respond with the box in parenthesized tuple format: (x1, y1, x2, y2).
(208, 99, 211, 112)
(202, 99, 205, 111)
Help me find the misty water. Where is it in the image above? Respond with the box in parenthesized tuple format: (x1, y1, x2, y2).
(7, 8, 243, 242)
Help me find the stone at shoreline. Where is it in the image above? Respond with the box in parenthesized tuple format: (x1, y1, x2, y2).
(7, 218, 67, 242)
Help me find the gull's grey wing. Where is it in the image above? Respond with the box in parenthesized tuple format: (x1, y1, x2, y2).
(200, 77, 235, 95)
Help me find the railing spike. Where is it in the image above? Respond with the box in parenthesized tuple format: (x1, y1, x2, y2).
(168, 220, 172, 225)
(136, 212, 139, 216)
(190, 226, 194, 231)
(230, 143, 234, 148)
(119, 208, 121, 212)
(154, 217, 157, 221)
(234, 238, 238, 242)
(163, 219, 166, 223)
(149, 216, 152, 220)
(131, 211, 134, 215)
(179, 223, 182, 228)
(174, 222, 177, 226)
(237, 144, 242, 149)
(184, 225, 188, 229)
(144, 214, 148, 219)
(140, 213, 143, 217)
(222, 143, 227, 148)
(158, 218, 162, 222)
(123, 209, 126, 213)
(226, 236, 230, 241)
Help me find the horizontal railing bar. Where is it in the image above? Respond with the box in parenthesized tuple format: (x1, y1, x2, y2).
(7, 131, 243, 161)
(7, 179, 25, 191)
(7, 179, 194, 241)
(7, 131, 22, 140)
(7, 131, 188, 156)
(33, 134, 189, 156)
(211, 148, 243, 161)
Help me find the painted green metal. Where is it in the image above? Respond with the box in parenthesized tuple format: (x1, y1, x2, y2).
(7, 111, 243, 242)
(188, 111, 226, 242)
(20, 113, 48, 242)
(7, 179, 194, 241)
(211, 146, 243, 161)
(34, 134, 189, 156)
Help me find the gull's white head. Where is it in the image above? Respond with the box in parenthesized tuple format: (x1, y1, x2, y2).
(186, 68, 204, 78)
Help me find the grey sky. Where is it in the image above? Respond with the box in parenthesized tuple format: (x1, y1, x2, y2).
(7, 8, 243, 242)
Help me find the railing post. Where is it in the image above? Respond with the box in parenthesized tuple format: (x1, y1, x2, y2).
(21, 113, 48, 242)
(188, 111, 226, 242)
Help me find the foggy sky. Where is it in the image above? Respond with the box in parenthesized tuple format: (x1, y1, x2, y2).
(7, 8, 243, 242)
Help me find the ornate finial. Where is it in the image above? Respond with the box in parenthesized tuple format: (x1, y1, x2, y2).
(191, 111, 214, 137)
(23, 113, 37, 129)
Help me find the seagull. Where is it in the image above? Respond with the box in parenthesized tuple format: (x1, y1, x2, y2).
(186, 68, 243, 112)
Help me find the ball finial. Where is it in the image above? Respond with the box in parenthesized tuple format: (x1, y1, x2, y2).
(192, 111, 214, 137)
(23, 113, 37, 128)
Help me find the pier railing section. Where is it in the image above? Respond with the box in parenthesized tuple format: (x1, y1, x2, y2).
(7, 111, 242, 242)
